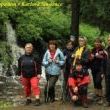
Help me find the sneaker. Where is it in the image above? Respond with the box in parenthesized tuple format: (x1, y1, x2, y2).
(82, 102, 88, 108)
(93, 95, 100, 102)
(81, 96, 88, 108)
(50, 98, 55, 103)
(25, 99, 32, 105)
(103, 101, 110, 107)
(35, 99, 41, 106)
(97, 98, 103, 105)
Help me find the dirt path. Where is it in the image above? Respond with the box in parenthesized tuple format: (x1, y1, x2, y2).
(8, 101, 110, 110)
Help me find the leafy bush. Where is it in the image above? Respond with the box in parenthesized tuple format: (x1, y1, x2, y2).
(0, 42, 12, 67)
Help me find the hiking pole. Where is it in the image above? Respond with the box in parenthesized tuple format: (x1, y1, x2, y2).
(60, 70, 65, 102)
(46, 80, 49, 103)
(45, 77, 50, 103)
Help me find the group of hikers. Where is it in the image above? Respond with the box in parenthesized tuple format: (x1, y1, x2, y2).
(17, 36, 110, 108)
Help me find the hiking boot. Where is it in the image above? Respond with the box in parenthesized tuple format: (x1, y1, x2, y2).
(74, 100, 82, 106)
(25, 99, 32, 105)
(50, 98, 55, 103)
(82, 102, 88, 108)
(97, 98, 103, 105)
(103, 101, 110, 107)
(35, 99, 41, 106)
(81, 95, 88, 108)
(93, 95, 100, 102)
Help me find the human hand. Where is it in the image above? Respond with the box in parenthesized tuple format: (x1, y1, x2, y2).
(72, 95, 78, 101)
(48, 58, 53, 63)
(91, 54, 95, 59)
(72, 54, 75, 58)
(54, 59, 59, 64)
(64, 56, 67, 60)
(99, 51, 104, 54)
(101, 74, 104, 79)
(74, 86, 78, 93)
(37, 74, 41, 79)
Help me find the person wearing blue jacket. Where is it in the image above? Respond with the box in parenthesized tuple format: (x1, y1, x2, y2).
(42, 40, 65, 102)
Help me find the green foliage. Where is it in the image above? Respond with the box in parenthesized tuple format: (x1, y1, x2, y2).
(80, 0, 110, 33)
(80, 23, 100, 42)
(0, 0, 70, 42)
(80, 23, 109, 48)
(15, 7, 70, 42)
(0, 42, 13, 67)
(0, 0, 110, 44)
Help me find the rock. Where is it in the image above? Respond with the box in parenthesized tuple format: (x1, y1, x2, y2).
(0, 75, 7, 82)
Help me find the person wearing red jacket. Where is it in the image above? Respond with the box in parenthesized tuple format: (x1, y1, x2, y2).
(68, 62, 91, 108)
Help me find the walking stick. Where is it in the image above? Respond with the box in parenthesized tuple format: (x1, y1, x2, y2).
(59, 70, 65, 102)
(46, 80, 49, 103)
(45, 75, 50, 103)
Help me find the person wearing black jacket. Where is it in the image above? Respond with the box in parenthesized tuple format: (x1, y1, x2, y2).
(104, 36, 110, 107)
(63, 40, 75, 101)
(17, 43, 41, 106)
(90, 38, 107, 104)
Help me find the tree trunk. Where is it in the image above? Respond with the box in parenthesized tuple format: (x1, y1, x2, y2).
(71, 0, 80, 46)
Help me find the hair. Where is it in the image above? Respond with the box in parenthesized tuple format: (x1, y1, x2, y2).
(66, 40, 74, 46)
(25, 43, 33, 48)
(79, 36, 87, 46)
(94, 38, 102, 43)
(79, 36, 87, 42)
(48, 40, 58, 49)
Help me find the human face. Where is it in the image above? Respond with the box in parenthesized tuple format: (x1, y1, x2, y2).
(49, 44, 56, 51)
(94, 42, 101, 48)
(25, 44, 33, 54)
(76, 64, 82, 71)
(66, 42, 73, 50)
(79, 38, 86, 47)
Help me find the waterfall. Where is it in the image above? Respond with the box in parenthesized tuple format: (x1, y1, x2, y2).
(6, 21, 24, 66)
(4, 21, 25, 85)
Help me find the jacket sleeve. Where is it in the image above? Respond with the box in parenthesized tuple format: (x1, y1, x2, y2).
(78, 75, 91, 86)
(35, 57, 41, 75)
(68, 77, 76, 88)
(63, 49, 67, 56)
(17, 57, 22, 76)
(42, 51, 49, 67)
(80, 49, 90, 65)
(58, 51, 65, 66)
(101, 50, 108, 74)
